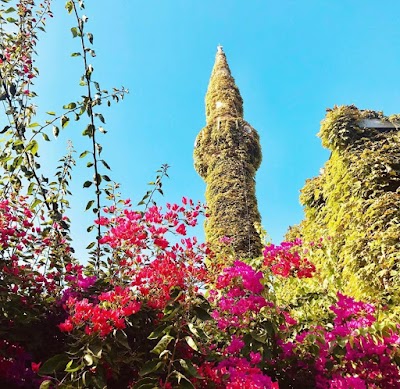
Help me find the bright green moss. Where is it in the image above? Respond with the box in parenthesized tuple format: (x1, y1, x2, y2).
(194, 47, 262, 258)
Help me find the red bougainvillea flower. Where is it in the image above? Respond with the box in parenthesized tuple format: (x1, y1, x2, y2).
(31, 362, 41, 373)
(263, 239, 315, 278)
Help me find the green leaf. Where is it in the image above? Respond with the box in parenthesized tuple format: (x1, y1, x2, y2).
(5, 7, 16, 13)
(115, 330, 130, 349)
(86, 241, 95, 249)
(46, 111, 56, 116)
(65, 1, 73, 13)
(148, 324, 172, 340)
(138, 359, 164, 377)
(27, 182, 35, 195)
(170, 288, 183, 300)
(179, 359, 202, 378)
(133, 380, 160, 389)
(52, 125, 60, 138)
(151, 334, 174, 355)
(337, 337, 347, 348)
(101, 160, 111, 170)
(85, 200, 95, 211)
(63, 102, 77, 110)
(31, 198, 41, 209)
(11, 156, 23, 170)
(39, 380, 52, 389)
(84, 354, 93, 366)
(39, 354, 69, 375)
(28, 122, 40, 128)
(163, 304, 181, 320)
(26, 140, 39, 155)
(71, 52, 81, 57)
(250, 329, 268, 343)
(184, 336, 198, 352)
(80, 150, 90, 158)
(82, 124, 94, 137)
(87, 32, 94, 44)
(83, 180, 92, 188)
(71, 27, 78, 38)
(88, 342, 103, 358)
(65, 359, 85, 373)
(172, 371, 195, 388)
(98, 113, 105, 123)
(132, 377, 159, 389)
(61, 115, 69, 128)
(42, 133, 50, 141)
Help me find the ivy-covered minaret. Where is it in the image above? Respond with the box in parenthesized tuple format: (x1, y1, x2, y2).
(194, 46, 263, 258)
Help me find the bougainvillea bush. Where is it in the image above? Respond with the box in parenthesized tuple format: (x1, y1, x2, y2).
(0, 1, 399, 388)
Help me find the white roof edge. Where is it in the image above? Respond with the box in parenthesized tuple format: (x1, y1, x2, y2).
(358, 118, 400, 128)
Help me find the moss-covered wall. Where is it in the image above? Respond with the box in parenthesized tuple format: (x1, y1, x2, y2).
(194, 47, 262, 258)
(288, 105, 400, 312)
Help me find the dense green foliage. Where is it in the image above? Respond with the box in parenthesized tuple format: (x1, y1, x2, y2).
(194, 47, 262, 258)
(285, 105, 400, 318)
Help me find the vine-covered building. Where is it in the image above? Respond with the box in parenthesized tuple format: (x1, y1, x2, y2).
(290, 105, 400, 309)
(193, 46, 263, 258)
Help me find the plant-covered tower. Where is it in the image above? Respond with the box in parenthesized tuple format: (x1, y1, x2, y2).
(194, 46, 262, 258)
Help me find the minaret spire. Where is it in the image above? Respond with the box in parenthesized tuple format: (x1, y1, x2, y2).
(194, 46, 263, 259)
(205, 46, 243, 125)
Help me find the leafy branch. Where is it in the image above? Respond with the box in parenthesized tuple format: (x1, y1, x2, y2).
(67, 0, 128, 273)
(138, 164, 170, 209)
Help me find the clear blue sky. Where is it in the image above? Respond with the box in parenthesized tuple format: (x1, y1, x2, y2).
(33, 1, 400, 259)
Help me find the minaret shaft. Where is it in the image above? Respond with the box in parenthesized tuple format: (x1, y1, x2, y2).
(194, 47, 263, 258)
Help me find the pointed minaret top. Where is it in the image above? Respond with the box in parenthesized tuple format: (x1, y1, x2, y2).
(205, 46, 244, 124)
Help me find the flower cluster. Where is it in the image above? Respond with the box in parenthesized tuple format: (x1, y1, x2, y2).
(96, 199, 208, 309)
(64, 263, 97, 290)
(198, 358, 277, 389)
(0, 339, 35, 386)
(1, 197, 36, 251)
(279, 293, 400, 388)
(3, 192, 400, 388)
(59, 286, 141, 337)
(58, 199, 209, 339)
(97, 198, 204, 258)
(130, 242, 207, 309)
(0, 196, 67, 300)
(263, 239, 316, 278)
(209, 261, 268, 330)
